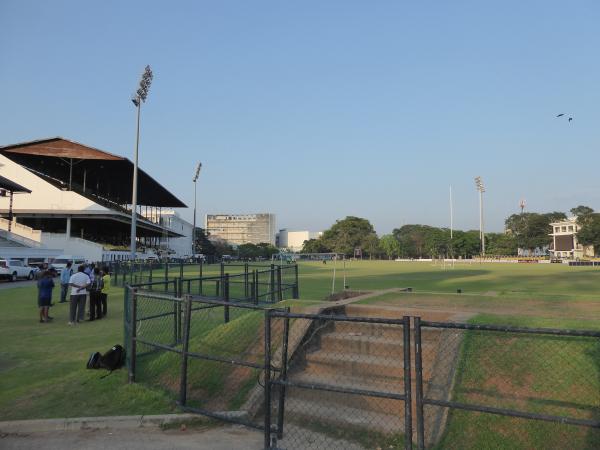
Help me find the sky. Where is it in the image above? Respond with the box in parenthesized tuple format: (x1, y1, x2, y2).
(1, 1, 599, 235)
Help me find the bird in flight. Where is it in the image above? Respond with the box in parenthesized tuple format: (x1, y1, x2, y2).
(556, 113, 565, 117)
(568, 117, 573, 122)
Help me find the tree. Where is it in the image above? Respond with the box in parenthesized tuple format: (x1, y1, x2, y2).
(301, 238, 330, 254)
(194, 227, 215, 255)
(571, 205, 594, 218)
(575, 213, 600, 256)
(380, 234, 401, 259)
(363, 234, 381, 259)
(321, 216, 377, 257)
(486, 232, 518, 256)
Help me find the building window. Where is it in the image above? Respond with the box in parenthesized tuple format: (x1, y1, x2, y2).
(555, 227, 560, 233)
(561, 226, 567, 232)
(568, 226, 573, 232)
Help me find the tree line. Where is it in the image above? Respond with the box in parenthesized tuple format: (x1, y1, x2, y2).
(301, 206, 600, 259)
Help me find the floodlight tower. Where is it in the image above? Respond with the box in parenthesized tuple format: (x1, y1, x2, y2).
(475, 176, 485, 256)
(520, 198, 526, 215)
(130, 65, 154, 260)
(192, 162, 202, 256)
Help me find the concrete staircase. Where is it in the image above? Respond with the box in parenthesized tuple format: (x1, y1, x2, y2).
(282, 304, 466, 446)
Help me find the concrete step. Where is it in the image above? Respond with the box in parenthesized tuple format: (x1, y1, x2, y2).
(283, 396, 405, 434)
(331, 320, 442, 341)
(345, 304, 457, 322)
(286, 372, 406, 415)
(302, 351, 433, 382)
(319, 331, 437, 357)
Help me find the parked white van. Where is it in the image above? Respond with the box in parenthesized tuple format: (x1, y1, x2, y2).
(50, 255, 86, 275)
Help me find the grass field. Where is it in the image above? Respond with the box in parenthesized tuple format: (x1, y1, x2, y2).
(1, 261, 600, 448)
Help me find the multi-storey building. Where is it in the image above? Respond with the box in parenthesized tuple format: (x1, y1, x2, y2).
(205, 213, 276, 246)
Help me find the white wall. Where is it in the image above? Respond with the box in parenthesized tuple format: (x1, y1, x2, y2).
(160, 212, 193, 258)
(278, 230, 322, 252)
(0, 155, 108, 213)
(40, 233, 104, 262)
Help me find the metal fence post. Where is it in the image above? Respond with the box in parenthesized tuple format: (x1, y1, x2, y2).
(414, 316, 425, 450)
(276, 308, 291, 439)
(244, 263, 249, 299)
(264, 309, 273, 449)
(180, 261, 184, 280)
(129, 288, 138, 383)
(270, 264, 275, 302)
(253, 270, 258, 305)
(224, 274, 230, 323)
(276, 266, 282, 302)
(220, 262, 224, 279)
(149, 263, 153, 284)
(293, 264, 299, 299)
(403, 315, 413, 450)
(199, 260, 203, 295)
(178, 295, 193, 406)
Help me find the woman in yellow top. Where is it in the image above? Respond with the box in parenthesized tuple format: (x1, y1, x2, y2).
(100, 267, 111, 317)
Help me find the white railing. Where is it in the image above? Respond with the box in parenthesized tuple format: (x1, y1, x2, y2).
(0, 218, 42, 247)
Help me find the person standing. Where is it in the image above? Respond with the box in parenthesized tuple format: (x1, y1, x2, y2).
(100, 267, 111, 317)
(37, 271, 55, 323)
(69, 265, 90, 325)
(88, 267, 103, 321)
(59, 262, 73, 303)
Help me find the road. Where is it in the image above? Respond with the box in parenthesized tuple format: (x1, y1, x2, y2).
(1, 425, 264, 450)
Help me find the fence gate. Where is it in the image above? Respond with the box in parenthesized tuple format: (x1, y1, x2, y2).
(267, 311, 413, 450)
(176, 296, 286, 438)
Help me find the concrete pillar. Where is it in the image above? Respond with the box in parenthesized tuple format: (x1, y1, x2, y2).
(66, 217, 72, 238)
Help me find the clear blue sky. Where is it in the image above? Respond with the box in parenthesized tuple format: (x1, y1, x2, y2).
(1, 1, 599, 234)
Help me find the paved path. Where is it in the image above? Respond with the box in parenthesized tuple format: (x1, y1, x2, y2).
(1, 425, 263, 450)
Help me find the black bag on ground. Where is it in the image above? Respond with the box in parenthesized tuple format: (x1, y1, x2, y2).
(85, 345, 126, 372)
(86, 352, 102, 369)
(99, 344, 126, 371)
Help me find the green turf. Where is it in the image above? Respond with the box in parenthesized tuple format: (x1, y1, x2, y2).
(434, 315, 600, 450)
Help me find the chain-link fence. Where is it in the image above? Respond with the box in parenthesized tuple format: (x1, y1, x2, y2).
(124, 288, 600, 450)
(414, 318, 600, 450)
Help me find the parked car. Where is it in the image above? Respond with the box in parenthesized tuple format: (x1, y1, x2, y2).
(50, 255, 86, 275)
(0, 259, 35, 282)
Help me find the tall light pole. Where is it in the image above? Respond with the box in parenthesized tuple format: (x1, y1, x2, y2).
(475, 176, 485, 256)
(130, 65, 153, 260)
(192, 162, 202, 256)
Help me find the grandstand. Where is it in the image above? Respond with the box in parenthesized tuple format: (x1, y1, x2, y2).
(0, 137, 187, 261)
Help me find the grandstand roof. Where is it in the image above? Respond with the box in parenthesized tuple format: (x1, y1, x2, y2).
(0, 175, 31, 193)
(0, 137, 185, 208)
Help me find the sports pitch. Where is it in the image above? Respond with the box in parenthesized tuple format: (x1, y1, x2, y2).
(1, 260, 599, 448)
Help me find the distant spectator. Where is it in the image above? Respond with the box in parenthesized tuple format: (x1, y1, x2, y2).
(101, 267, 111, 317)
(88, 267, 103, 321)
(59, 262, 73, 303)
(68, 265, 90, 325)
(37, 271, 55, 323)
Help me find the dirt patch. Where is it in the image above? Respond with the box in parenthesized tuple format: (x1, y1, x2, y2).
(325, 290, 369, 302)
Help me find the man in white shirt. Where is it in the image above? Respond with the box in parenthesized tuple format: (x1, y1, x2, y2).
(69, 265, 90, 325)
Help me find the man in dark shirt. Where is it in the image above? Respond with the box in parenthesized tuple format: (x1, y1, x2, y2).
(37, 271, 55, 323)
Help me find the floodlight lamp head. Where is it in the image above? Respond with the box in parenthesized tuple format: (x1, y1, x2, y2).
(133, 65, 153, 104)
(193, 162, 202, 182)
(131, 95, 140, 107)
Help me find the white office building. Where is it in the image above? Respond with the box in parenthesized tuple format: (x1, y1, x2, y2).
(205, 213, 276, 246)
(277, 229, 322, 252)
